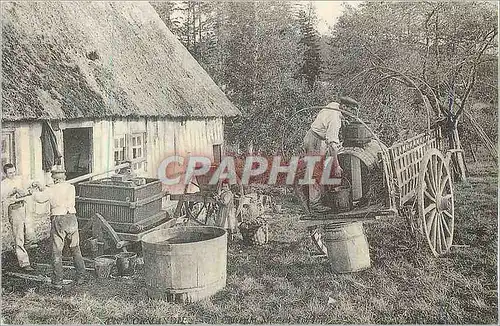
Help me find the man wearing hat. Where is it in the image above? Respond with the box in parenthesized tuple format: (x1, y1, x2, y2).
(32, 166, 86, 288)
(302, 96, 359, 211)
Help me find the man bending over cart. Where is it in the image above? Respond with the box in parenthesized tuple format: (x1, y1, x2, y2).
(302, 96, 359, 212)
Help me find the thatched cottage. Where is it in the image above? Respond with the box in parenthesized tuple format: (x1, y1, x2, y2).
(1, 2, 239, 247)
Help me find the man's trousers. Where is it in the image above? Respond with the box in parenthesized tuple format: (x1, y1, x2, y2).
(50, 213, 85, 284)
(8, 203, 31, 268)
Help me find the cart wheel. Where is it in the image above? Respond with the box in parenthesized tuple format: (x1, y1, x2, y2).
(418, 149, 454, 257)
(308, 226, 328, 255)
(186, 201, 218, 225)
(173, 199, 188, 223)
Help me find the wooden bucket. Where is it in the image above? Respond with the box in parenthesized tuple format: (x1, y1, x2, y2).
(324, 222, 371, 273)
(116, 252, 137, 276)
(331, 186, 353, 212)
(141, 226, 227, 303)
(94, 256, 115, 278)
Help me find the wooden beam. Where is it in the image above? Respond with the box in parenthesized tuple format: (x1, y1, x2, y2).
(35, 263, 95, 272)
(5, 272, 73, 285)
(67, 158, 147, 184)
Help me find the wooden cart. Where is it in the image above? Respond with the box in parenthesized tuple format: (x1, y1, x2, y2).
(169, 165, 245, 226)
(293, 107, 457, 258)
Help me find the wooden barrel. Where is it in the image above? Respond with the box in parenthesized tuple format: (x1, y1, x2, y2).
(322, 185, 353, 212)
(324, 222, 371, 273)
(141, 226, 227, 303)
(343, 121, 373, 147)
(339, 140, 383, 170)
(338, 140, 385, 202)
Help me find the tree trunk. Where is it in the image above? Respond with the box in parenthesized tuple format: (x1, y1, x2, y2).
(449, 121, 467, 182)
(468, 141, 477, 163)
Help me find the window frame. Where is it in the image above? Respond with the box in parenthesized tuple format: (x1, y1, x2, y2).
(113, 135, 126, 166)
(128, 132, 146, 172)
(212, 143, 222, 164)
(1, 129, 16, 169)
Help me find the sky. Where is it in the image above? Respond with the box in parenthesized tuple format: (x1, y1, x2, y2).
(313, 1, 363, 35)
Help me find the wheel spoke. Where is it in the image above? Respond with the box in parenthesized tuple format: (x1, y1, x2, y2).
(441, 213, 451, 235)
(424, 203, 436, 216)
(436, 213, 443, 254)
(193, 204, 204, 219)
(425, 171, 436, 196)
(439, 175, 450, 195)
(431, 156, 439, 192)
(431, 211, 438, 251)
(439, 214, 448, 250)
(443, 210, 453, 220)
(424, 189, 436, 202)
(426, 209, 437, 233)
(436, 160, 443, 189)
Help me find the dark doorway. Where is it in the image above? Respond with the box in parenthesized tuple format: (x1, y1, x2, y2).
(63, 127, 93, 180)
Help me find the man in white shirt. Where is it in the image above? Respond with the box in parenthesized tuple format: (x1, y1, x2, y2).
(302, 97, 358, 212)
(32, 167, 86, 288)
(1, 163, 34, 271)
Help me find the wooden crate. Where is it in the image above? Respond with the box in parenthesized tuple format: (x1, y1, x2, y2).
(77, 178, 162, 202)
(76, 178, 164, 225)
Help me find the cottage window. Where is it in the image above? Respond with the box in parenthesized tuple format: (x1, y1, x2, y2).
(129, 133, 145, 171)
(1, 131, 15, 169)
(113, 136, 126, 165)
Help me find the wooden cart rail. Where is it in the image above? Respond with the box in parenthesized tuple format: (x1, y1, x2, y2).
(387, 131, 439, 207)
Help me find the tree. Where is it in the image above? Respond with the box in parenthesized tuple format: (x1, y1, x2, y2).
(150, 2, 182, 35)
(297, 3, 322, 90)
(325, 1, 498, 180)
(153, 2, 327, 154)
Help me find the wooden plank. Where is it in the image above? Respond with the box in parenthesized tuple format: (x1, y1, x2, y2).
(75, 196, 132, 207)
(68, 159, 145, 184)
(35, 263, 95, 272)
(400, 189, 416, 206)
(116, 218, 177, 241)
(300, 208, 397, 226)
(5, 272, 73, 285)
(393, 139, 431, 161)
(301, 204, 397, 220)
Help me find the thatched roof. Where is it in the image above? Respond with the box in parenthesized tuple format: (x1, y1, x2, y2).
(1, 2, 240, 121)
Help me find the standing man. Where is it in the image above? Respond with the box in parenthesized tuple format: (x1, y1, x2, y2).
(32, 167, 86, 288)
(1, 163, 34, 271)
(302, 97, 358, 211)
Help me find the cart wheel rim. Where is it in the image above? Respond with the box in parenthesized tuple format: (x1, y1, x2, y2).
(186, 201, 217, 225)
(418, 149, 454, 257)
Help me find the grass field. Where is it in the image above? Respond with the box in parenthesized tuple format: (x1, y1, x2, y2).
(1, 161, 497, 324)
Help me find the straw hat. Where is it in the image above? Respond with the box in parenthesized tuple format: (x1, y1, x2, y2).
(51, 166, 66, 177)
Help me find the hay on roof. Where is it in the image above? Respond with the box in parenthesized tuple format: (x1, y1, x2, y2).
(1, 1, 240, 121)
